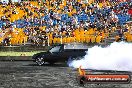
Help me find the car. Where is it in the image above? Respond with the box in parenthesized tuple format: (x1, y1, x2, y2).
(32, 43, 88, 65)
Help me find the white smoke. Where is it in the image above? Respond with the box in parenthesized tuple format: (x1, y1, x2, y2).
(69, 42, 132, 72)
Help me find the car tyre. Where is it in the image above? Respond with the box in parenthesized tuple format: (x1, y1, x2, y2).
(35, 57, 45, 66)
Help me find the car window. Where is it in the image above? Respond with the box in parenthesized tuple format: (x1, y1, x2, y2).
(49, 46, 61, 53)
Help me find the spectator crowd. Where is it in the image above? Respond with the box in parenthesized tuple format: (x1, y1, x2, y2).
(0, 0, 131, 46)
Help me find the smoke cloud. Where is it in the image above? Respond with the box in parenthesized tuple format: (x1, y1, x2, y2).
(69, 42, 132, 72)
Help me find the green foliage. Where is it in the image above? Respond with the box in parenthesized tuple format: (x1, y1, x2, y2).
(0, 51, 45, 56)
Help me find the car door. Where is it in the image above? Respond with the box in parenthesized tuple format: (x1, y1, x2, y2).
(60, 49, 73, 61)
(49, 45, 64, 62)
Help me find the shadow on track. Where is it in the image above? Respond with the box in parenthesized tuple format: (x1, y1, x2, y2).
(25, 62, 68, 67)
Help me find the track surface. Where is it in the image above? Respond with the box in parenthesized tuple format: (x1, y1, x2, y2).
(0, 61, 131, 88)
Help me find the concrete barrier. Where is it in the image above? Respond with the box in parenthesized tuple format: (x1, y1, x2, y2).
(0, 46, 51, 52)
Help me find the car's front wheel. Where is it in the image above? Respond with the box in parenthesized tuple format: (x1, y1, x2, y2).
(35, 57, 45, 66)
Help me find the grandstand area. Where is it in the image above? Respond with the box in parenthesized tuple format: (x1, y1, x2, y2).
(0, 0, 131, 47)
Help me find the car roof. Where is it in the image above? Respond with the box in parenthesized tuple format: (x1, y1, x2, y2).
(64, 43, 88, 49)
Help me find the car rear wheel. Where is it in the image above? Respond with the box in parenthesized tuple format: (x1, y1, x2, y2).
(35, 57, 45, 66)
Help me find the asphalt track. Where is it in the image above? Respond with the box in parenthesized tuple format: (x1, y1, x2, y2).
(0, 61, 132, 88)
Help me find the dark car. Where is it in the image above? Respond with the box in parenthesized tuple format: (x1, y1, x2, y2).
(32, 43, 88, 65)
